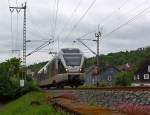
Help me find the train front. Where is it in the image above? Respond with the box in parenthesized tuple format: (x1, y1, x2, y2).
(60, 48, 85, 87)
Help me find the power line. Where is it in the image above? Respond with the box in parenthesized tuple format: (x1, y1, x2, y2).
(101, 0, 149, 29)
(7, 0, 11, 7)
(48, 0, 55, 37)
(101, 0, 130, 26)
(103, 5, 150, 37)
(50, 0, 57, 37)
(56, 0, 82, 39)
(55, 0, 82, 52)
(53, 0, 59, 38)
(16, 0, 18, 6)
(27, 6, 51, 41)
(64, 0, 96, 40)
(76, 30, 95, 39)
(27, 39, 54, 57)
(122, 0, 149, 15)
(118, 0, 129, 10)
(16, 0, 19, 53)
(10, 8, 14, 55)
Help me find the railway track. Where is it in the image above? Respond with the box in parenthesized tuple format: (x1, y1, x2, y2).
(47, 94, 122, 115)
(44, 86, 150, 114)
(46, 86, 150, 91)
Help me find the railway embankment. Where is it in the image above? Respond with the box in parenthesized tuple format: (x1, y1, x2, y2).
(46, 87, 150, 109)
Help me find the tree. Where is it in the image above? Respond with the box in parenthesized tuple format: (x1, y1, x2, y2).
(0, 58, 38, 100)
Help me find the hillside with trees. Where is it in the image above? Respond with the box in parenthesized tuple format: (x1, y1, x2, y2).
(84, 47, 150, 70)
(28, 61, 48, 72)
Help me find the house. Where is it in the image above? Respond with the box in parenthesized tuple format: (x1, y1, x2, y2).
(84, 66, 100, 84)
(84, 65, 120, 86)
(98, 66, 120, 86)
(27, 69, 34, 77)
(132, 59, 150, 86)
(118, 63, 132, 71)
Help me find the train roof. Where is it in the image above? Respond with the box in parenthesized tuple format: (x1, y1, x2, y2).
(61, 48, 81, 53)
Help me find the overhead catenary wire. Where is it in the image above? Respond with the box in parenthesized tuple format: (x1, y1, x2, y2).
(26, 39, 54, 57)
(76, 30, 95, 40)
(53, 0, 59, 38)
(7, 0, 14, 55)
(122, 0, 149, 15)
(27, 7, 50, 41)
(51, 0, 57, 36)
(64, 0, 97, 40)
(100, 0, 150, 31)
(56, 0, 82, 39)
(55, 0, 82, 52)
(10, 8, 14, 55)
(100, 0, 130, 26)
(16, 0, 19, 52)
(8, 0, 11, 7)
(48, 0, 55, 38)
(103, 5, 150, 37)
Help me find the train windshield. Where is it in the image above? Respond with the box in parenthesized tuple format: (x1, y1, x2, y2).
(63, 55, 81, 66)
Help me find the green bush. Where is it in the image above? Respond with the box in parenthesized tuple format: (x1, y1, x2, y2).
(114, 71, 133, 86)
(0, 58, 39, 100)
(0, 76, 39, 99)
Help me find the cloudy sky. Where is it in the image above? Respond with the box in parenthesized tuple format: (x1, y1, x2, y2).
(0, 0, 150, 65)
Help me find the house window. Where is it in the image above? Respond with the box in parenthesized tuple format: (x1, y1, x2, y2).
(108, 75, 112, 81)
(148, 65, 150, 72)
(144, 74, 149, 80)
(137, 74, 140, 80)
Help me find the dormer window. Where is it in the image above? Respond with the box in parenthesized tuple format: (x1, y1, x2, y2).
(144, 74, 149, 80)
(148, 65, 150, 72)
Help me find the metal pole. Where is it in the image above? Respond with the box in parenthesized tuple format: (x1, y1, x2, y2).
(95, 30, 101, 66)
(9, 2, 27, 80)
(23, 2, 26, 67)
(23, 2, 27, 79)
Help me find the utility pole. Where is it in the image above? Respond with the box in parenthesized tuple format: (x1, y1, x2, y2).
(9, 2, 27, 79)
(95, 26, 101, 66)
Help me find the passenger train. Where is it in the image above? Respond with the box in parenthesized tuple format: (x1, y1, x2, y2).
(36, 48, 85, 88)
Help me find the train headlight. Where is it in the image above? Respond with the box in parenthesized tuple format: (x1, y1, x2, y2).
(65, 68, 68, 72)
(80, 68, 82, 72)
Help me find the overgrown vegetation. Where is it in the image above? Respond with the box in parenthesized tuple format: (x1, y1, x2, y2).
(0, 58, 38, 100)
(0, 92, 60, 115)
(114, 71, 133, 86)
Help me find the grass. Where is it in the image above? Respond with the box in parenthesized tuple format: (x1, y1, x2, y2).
(0, 92, 60, 115)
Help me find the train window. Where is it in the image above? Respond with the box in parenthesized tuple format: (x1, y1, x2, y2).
(62, 49, 80, 53)
(63, 55, 81, 66)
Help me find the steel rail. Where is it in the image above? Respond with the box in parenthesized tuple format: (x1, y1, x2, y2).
(47, 86, 150, 91)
